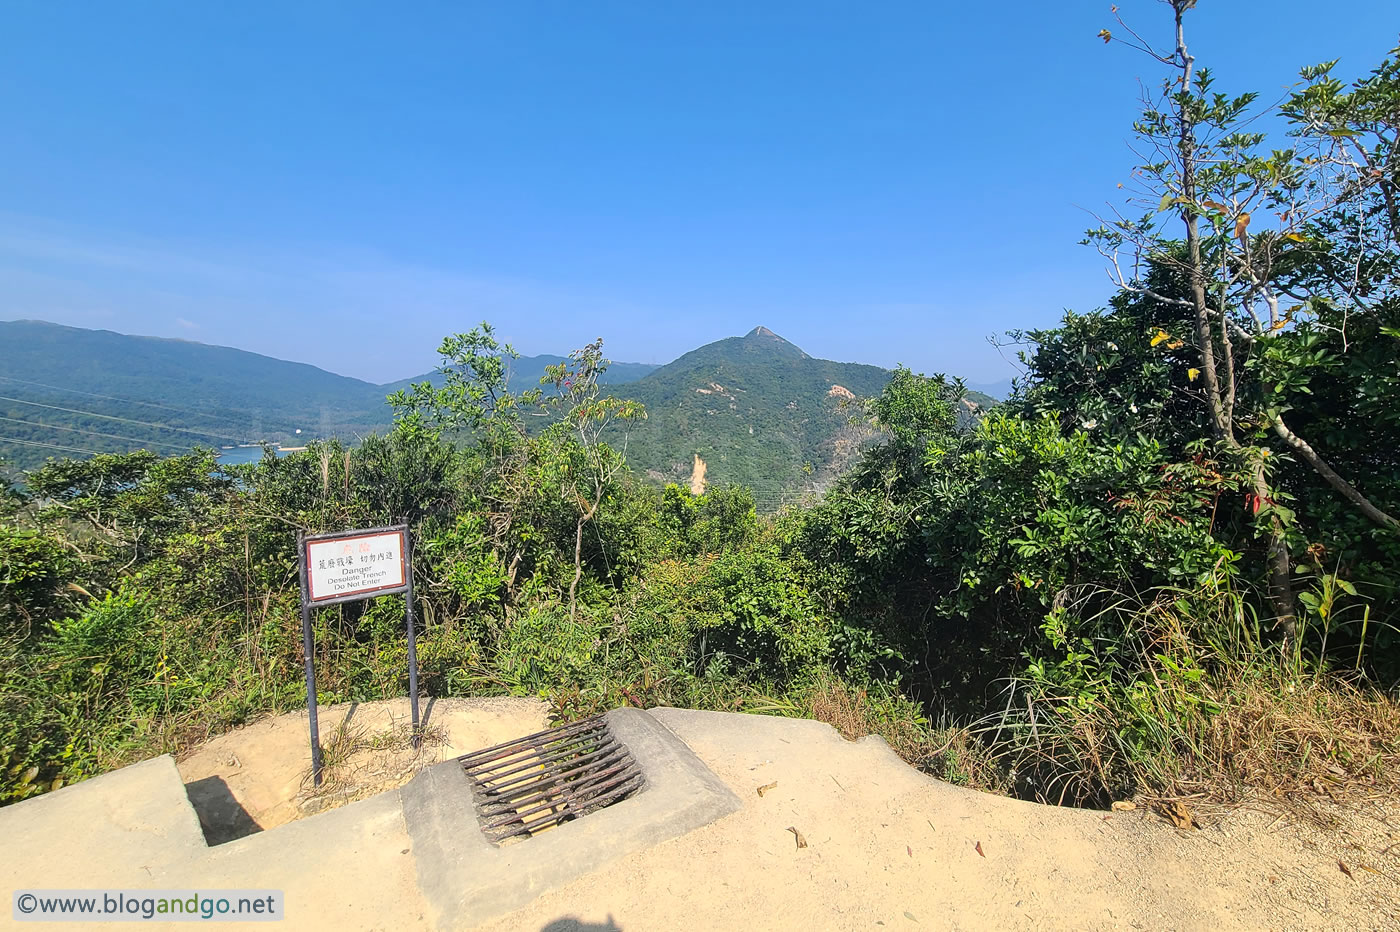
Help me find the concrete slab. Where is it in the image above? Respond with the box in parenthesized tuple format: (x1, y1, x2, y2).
(403, 707, 743, 931)
(192, 786, 427, 930)
(0, 756, 207, 890)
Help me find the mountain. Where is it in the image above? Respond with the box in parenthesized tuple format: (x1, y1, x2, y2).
(0, 320, 653, 472)
(0, 321, 994, 495)
(605, 327, 994, 497)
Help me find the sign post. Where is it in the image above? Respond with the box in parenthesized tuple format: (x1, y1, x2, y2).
(297, 524, 418, 787)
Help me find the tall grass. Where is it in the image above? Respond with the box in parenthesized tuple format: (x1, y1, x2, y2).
(980, 580, 1400, 809)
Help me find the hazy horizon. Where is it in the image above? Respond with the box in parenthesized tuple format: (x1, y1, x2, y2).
(0, 316, 1018, 395)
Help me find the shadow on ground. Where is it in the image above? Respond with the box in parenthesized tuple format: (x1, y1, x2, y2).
(184, 775, 263, 845)
(540, 917, 622, 932)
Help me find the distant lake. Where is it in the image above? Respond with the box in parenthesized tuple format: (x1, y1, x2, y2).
(217, 447, 295, 466)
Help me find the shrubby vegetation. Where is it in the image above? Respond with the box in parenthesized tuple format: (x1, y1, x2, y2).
(2, 3, 1398, 809)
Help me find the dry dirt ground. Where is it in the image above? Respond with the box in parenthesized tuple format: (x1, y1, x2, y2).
(474, 708, 1400, 932)
(178, 696, 548, 842)
(168, 700, 1399, 931)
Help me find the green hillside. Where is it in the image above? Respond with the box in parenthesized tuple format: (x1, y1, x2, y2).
(0, 321, 656, 473)
(0, 320, 992, 492)
(607, 326, 994, 496)
(0, 320, 395, 470)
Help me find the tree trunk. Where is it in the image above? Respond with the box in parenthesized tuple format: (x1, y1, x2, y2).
(1251, 461, 1298, 639)
(1171, 0, 1297, 635)
(569, 518, 584, 623)
(568, 497, 600, 623)
(1173, 5, 1231, 444)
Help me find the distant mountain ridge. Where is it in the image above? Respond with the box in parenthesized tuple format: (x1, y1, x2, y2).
(0, 320, 994, 493)
(0, 320, 656, 470)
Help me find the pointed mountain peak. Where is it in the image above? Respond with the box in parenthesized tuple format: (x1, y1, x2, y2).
(743, 326, 808, 357)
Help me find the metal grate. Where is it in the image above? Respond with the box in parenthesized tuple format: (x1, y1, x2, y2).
(458, 715, 645, 844)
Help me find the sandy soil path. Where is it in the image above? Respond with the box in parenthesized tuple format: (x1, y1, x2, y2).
(474, 708, 1400, 932)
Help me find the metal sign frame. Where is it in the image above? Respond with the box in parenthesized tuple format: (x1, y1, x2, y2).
(297, 524, 420, 787)
(304, 525, 411, 605)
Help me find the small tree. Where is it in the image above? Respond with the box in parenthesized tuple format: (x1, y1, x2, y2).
(386, 323, 540, 442)
(386, 323, 543, 595)
(541, 339, 645, 621)
(1087, 2, 1400, 636)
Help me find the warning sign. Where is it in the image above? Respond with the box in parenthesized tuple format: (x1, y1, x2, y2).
(304, 527, 407, 603)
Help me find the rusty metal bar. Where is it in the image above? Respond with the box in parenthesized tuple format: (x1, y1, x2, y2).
(474, 745, 628, 806)
(468, 731, 613, 787)
(479, 761, 638, 830)
(457, 719, 603, 766)
(458, 714, 645, 844)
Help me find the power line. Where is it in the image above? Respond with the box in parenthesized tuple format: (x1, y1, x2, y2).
(0, 394, 251, 445)
(0, 415, 194, 451)
(0, 436, 101, 457)
(0, 373, 276, 430)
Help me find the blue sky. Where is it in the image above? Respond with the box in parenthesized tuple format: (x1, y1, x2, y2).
(1, 1, 1395, 385)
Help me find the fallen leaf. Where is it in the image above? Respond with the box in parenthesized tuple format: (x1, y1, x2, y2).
(1339, 859, 1353, 878)
(1111, 800, 1137, 811)
(975, 841, 985, 857)
(907, 845, 913, 857)
(757, 781, 778, 797)
(1154, 800, 1197, 830)
(787, 826, 808, 849)
(904, 911, 918, 922)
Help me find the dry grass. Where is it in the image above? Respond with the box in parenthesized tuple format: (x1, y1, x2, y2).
(973, 581, 1400, 815)
(309, 716, 448, 800)
(1171, 671, 1400, 816)
(800, 675, 1008, 793)
(993, 658, 1400, 815)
